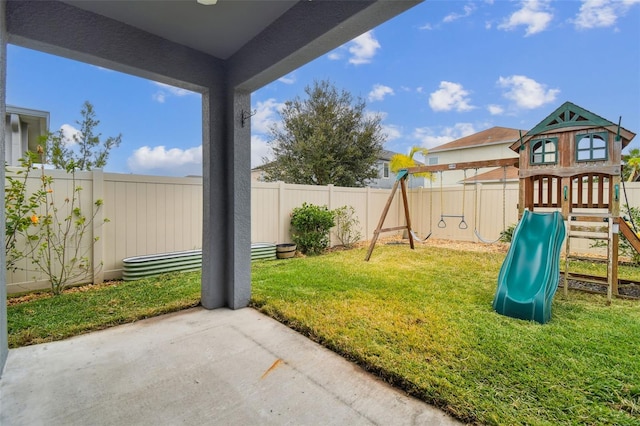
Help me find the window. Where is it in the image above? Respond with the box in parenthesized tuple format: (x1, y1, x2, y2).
(383, 162, 390, 178)
(530, 138, 557, 165)
(428, 157, 438, 165)
(576, 132, 608, 161)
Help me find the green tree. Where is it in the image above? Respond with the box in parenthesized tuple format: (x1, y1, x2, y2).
(263, 80, 384, 187)
(46, 101, 122, 171)
(622, 148, 640, 182)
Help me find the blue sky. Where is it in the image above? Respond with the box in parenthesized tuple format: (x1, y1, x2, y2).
(7, 0, 640, 176)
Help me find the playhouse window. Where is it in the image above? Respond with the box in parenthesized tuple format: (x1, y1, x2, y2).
(530, 138, 557, 165)
(576, 132, 608, 161)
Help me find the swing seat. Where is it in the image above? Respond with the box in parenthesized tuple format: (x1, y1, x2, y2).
(409, 230, 432, 243)
(474, 229, 502, 244)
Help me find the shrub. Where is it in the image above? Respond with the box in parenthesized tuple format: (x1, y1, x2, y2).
(333, 205, 362, 248)
(593, 205, 640, 264)
(500, 223, 517, 243)
(290, 203, 335, 255)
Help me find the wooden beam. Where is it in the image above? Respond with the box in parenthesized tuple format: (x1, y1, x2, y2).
(616, 218, 640, 255)
(365, 178, 401, 261)
(406, 158, 518, 174)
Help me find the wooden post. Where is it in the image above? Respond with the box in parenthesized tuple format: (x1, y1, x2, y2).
(607, 219, 613, 303)
(610, 174, 621, 297)
(561, 177, 571, 220)
(400, 177, 414, 250)
(365, 179, 400, 261)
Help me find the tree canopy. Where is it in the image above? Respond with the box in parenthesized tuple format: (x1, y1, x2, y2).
(623, 148, 640, 182)
(262, 80, 384, 187)
(45, 101, 122, 171)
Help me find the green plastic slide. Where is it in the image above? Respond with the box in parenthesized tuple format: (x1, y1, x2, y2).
(493, 210, 566, 324)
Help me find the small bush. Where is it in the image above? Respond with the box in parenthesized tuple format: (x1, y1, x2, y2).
(333, 205, 362, 248)
(500, 223, 517, 243)
(290, 203, 335, 255)
(593, 204, 640, 264)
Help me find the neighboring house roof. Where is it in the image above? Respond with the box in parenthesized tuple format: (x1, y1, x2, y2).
(429, 126, 525, 153)
(378, 149, 397, 161)
(510, 101, 636, 152)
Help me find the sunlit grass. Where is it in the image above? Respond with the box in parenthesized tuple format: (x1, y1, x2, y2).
(251, 245, 640, 425)
(7, 243, 640, 425)
(7, 271, 201, 347)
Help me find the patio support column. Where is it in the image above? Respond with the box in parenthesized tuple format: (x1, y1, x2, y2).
(0, 0, 8, 375)
(201, 85, 251, 310)
(226, 89, 251, 309)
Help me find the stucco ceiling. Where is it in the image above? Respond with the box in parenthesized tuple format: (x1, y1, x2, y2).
(61, 0, 298, 59)
(6, 0, 421, 90)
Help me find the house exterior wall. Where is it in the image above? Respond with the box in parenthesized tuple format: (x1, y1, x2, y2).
(369, 159, 427, 189)
(4, 106, 49, 166)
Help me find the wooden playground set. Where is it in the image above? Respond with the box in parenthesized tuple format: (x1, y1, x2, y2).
(366, 102, 640, 302)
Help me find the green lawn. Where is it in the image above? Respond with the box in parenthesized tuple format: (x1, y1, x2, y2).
(251, 245, 640, 425)
(7, 272, 201, 347)
(7, 244, 640, 425)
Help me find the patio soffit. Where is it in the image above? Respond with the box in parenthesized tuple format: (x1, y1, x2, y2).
(6, 0, 422, 91)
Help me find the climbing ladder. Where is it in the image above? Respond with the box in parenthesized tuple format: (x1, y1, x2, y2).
(564, 214, 617, 301)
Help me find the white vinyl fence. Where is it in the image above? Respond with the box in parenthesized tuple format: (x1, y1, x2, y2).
(6, 168, 640, 293)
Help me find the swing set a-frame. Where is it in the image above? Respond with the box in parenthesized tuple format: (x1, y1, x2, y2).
(364, 158, 519, 261)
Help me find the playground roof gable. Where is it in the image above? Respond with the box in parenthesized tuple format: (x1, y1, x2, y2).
(510, 101, 636, 152)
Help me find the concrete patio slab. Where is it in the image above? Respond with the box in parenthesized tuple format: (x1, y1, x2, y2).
(0, 307, 461, 425)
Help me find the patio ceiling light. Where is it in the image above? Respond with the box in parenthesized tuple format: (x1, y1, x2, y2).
(197, 0, 218, 5)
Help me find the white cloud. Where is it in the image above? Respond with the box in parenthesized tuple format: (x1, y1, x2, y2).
(348, 31, 381, 65)
(498, 0, 554, 36)
(127, 145, 202, 176)
(278, 73, 296, 84)
(59, 124, 82, 146)
(251, 135, 272, 169)
(251, 98, 284, 134)
(429, 81, 475, 112)
(152, 91, 166, 103)
(152, 82, 197, 103)
(419, 23, 433, 30)
(487, 104, 505, 115)
(325, 31, 381, 64)
(368, 84, 394, 102)
(497, 75, 559, 109)
(413, 123, 477, 149)
(443, 3, 476, 23)
(154, 82, 195, 97)
(573, 0, 640, 30)
(382, 124, 402, 142)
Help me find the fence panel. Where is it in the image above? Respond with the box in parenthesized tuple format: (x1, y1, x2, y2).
(101, 174, 203, 281)
(6, 169, 640, 293)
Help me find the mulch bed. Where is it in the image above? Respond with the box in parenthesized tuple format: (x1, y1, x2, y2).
(564, 278, 640, 299)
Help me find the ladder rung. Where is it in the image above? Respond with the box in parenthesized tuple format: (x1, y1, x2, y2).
(567, 233, 608, 240)
(566, 255, 607, 262)
(568, 225, 608, 233)
(564, 274, 608, 286)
